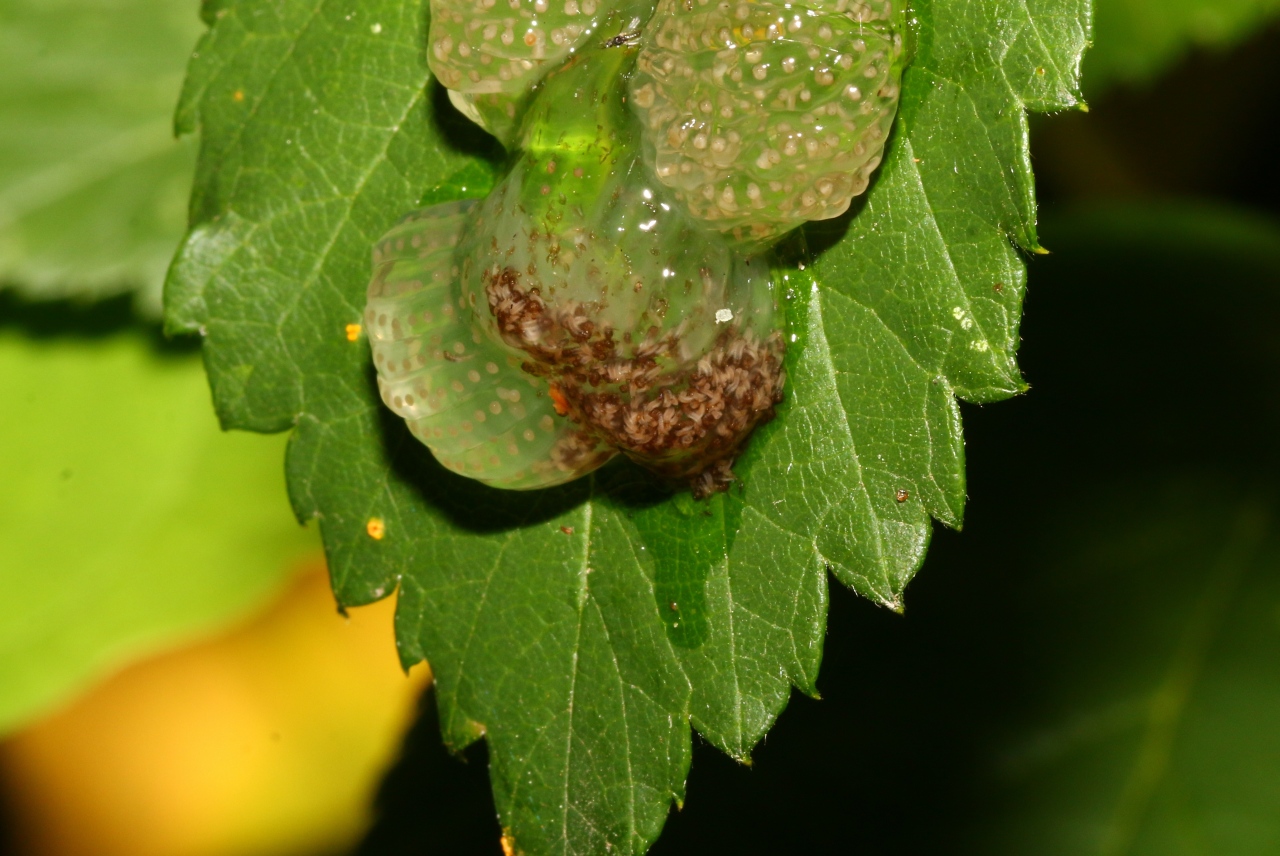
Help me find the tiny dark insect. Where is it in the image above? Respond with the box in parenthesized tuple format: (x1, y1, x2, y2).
(895, 489, 910, 503)
(604, 30, 642, 48)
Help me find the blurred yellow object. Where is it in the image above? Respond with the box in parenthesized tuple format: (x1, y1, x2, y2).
(0, 561, 430, 856)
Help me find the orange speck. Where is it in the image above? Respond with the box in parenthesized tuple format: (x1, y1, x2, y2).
(345, 323, 362, 342)
(560, 526, 574, 535)
(501, 832, 516, 856)
(895, 489, 910, 503)
(232, 90, 245, 102)
(366, 518, 386, 540)
(549, 385, 569, 416)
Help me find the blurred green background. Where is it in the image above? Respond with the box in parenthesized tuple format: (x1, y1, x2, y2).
(2, 0, 1279, 854)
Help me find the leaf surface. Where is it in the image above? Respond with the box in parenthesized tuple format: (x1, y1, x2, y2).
(166, 0, 1088, 851)
(0, 0, 200, 316)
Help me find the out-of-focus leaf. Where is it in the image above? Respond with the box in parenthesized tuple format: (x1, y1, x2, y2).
(954, 203, 1280, 854)
(965, 486, 1280, 856)
(0, 569, 429, 856)
(1088, 0, 1280, 90)
(0, 0, 201, 316)
(0, 308, 317, 734)
(164, 0, 1089, 851)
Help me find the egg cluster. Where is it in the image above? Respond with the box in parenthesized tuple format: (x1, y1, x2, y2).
(372, 1, 904, 493)
(428, 0, 656, 142)
(630, 0, 902, 242)
(456, 139, 785, 494)
(366, 201, 615, 488)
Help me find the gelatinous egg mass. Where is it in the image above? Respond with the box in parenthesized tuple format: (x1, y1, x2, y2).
(463, 86, 785, 493)
(367, 201, 617, 489)
(374, 2, 903, 494)
(427, 0, 658, 144)
(630, 0, 903, 242)
(371, 47, 785, 494)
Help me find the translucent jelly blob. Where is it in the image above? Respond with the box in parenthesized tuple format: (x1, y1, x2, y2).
(629, 0, 903, 243)
(373, 1, 904, 494)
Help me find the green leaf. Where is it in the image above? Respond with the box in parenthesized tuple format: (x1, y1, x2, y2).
(0, 307, 317, 734)
(0, 0, 201, 316)
(1087, 0, 1280, 90)
(166, 0, 1088, 852)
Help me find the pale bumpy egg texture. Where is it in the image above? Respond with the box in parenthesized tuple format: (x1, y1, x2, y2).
(373, 0, 903, 493)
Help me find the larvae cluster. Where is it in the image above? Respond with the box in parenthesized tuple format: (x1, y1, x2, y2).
(630, 0, 902, 242)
